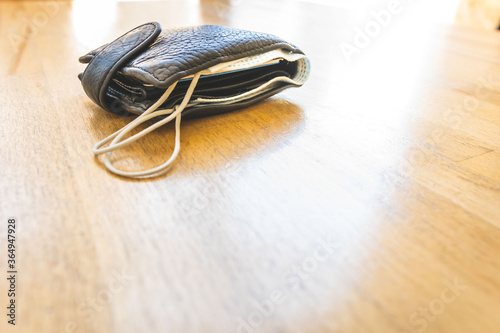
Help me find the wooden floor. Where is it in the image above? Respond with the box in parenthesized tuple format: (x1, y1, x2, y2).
(1, 0, 499, 332)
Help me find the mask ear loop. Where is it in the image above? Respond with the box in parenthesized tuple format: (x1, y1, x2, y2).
(93, 72, 202, 178)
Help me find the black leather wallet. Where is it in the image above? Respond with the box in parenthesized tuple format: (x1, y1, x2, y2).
(79, 22, 310, 178)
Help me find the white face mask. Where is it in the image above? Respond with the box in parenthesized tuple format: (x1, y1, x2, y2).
(93, 49, 310, 178)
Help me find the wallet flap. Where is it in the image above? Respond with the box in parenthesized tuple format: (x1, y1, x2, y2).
(120, 25, 304, 89)
(79, 44, 109, 64)
(80, 22, 161, 109)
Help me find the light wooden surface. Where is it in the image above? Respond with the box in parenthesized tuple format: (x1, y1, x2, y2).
(456, 0, 500, 30)
(1, 1, 500, 332)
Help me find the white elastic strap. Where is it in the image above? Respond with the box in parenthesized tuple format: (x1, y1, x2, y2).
(93, 72, 202, 178)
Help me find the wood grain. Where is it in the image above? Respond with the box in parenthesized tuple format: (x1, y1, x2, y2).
(0, 1, 499, 333)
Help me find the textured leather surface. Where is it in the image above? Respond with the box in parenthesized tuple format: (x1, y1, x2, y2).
(79, 22, 161, 109)
(79, 43, 108, 64)
(121, 25, 303, 89)
(79, 22, 306, 115)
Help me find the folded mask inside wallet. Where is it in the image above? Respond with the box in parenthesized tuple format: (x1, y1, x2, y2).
(108, 49, 310, 117)
(79, 23, 310, 178)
